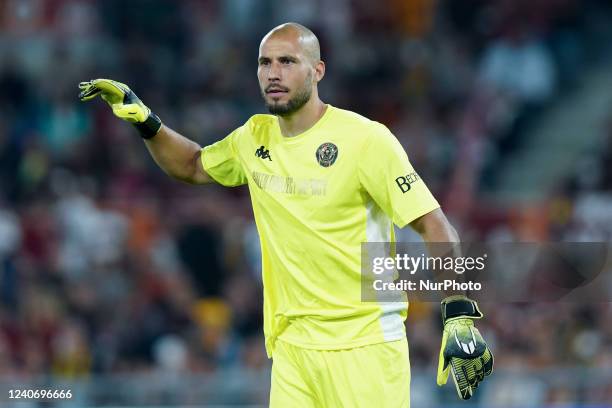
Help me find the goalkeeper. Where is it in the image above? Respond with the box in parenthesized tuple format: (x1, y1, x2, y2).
(79, 22, 492, 407)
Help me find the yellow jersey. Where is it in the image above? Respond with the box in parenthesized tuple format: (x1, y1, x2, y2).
(201, 105, 439, 357)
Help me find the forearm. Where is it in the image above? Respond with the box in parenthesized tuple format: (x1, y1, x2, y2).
(144, 124, 212, 184)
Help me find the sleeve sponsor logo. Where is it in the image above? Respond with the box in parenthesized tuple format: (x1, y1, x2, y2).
(395, 172, 421, 193)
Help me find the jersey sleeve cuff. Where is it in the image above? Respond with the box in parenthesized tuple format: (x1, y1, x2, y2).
(200, 147, 221, 185)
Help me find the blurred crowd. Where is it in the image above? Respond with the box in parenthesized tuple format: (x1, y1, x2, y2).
(1, 0, 612, 405)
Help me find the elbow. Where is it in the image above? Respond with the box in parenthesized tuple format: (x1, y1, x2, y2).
(161, 168, 195, 184)
(174, 174, 199, 185)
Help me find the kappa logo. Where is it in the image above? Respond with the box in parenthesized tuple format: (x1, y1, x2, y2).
(255, 145, 272, 161)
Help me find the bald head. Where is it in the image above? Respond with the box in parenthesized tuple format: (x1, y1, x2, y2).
(257, 23, 325, 117)
(260, 22, 321, 66)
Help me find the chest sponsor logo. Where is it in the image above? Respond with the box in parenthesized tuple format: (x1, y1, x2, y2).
(395, 172, 421, 193)
(255, 145, 272, 161)
(252, 171, 327, 196)
(316, 142, 338, 167)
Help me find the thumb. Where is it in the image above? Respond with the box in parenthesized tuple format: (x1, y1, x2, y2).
(437, 356, 450, 386)
(437, 330, 451, 386)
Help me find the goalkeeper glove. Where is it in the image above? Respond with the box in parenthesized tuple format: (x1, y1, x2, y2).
(78, 79, 162, 139)
(437, 295, 493, 400)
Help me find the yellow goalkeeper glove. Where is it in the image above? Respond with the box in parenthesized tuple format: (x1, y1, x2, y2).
(437, 295, 494, 400)
(78, 78, 162, 139)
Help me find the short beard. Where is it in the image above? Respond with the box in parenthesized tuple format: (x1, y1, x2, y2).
(263, 75, 313, 117)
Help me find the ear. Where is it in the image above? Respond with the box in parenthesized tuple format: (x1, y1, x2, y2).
(314, 60, 325, 83)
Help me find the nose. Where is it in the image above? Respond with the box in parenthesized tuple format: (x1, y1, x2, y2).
(268, 61, 282, 82)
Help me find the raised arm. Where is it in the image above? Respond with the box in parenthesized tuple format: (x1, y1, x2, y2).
(78, 79, 213, 185)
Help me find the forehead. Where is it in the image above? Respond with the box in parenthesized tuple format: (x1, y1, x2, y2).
(259, 34, 305, 58)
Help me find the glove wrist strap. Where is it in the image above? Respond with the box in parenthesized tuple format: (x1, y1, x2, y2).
(134, 112, 162, 139)
(441, 295, 483, 322)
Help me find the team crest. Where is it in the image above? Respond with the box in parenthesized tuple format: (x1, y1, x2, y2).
(316, 143, 338, 167)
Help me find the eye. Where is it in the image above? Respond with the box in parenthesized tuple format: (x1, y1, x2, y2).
(259, 59, 270, 66)
(280, 57, 294, 65)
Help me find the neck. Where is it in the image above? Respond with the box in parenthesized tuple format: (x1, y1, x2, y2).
(277, 96, 327, 138)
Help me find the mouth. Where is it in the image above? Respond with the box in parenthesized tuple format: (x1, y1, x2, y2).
(266, 86, 289, 98)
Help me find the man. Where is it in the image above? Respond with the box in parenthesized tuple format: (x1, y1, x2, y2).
(79, 23, 492, 407)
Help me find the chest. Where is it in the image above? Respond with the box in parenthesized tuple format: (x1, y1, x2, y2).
(240, 136, 362, 209)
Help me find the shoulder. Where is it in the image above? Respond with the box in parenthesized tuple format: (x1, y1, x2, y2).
(329, 106, 378, 129)
(329, 106, 394, 147)
(243, 113, 277, 135)
(226, 114, 276, 149)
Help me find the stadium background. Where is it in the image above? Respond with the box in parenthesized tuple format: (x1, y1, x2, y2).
(1, 0, 612, 406)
